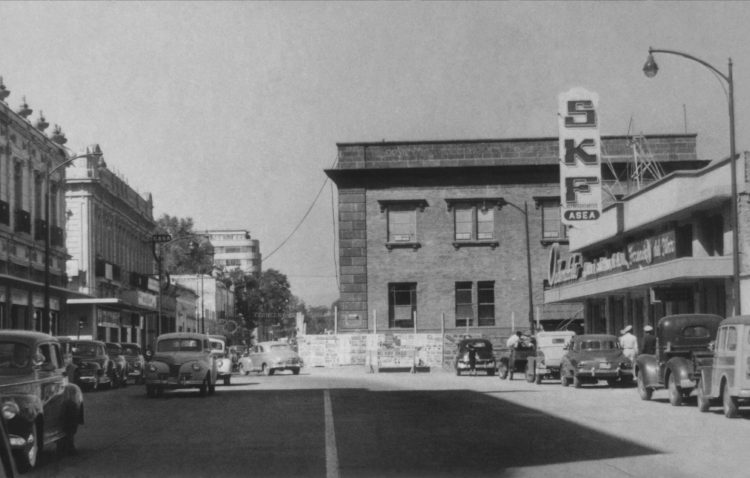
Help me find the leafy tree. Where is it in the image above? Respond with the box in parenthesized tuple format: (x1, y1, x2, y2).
(154, 214, 213, 274)
(244, 269, 292, 340)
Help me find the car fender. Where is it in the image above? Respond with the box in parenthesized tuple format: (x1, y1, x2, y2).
(635, 354, 659, 387)
(665, 356, 696, 389)
(146, 361, 169, 376)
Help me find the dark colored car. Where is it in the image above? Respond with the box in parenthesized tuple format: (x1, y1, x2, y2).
(70, 340, 116, 391)
(560, 334, 634, 388)
(105, 343, 128, 389)
(120, 343, 146, 384)
(497, 338, 536, 380)
(636, 313, 722, 406)
(454, 339, 496, 376)
(0, 331, 84, 472)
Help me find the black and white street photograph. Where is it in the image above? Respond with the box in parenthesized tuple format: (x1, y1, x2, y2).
(0, 2, 749, 477)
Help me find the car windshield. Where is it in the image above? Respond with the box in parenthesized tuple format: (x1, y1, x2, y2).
(580, 340, 617, 350)
(0, 342, 32, 371)
(158, 339, 202, 352)
(72, 342, 98, 357)
(121, 345, 141, 356)
(270, 344, 292, 351)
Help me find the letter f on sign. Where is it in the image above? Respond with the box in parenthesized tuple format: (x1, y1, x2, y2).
(565, 177, 598, 203)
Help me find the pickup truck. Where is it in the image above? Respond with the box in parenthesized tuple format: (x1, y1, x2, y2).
(696, 315, 750, 418)
(635, 313, 722, 406)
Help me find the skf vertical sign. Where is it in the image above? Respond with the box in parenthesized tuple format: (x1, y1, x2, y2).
(558, 88, 602, 225)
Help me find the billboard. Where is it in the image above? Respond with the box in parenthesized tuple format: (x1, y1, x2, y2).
(558, 88, 602, 226)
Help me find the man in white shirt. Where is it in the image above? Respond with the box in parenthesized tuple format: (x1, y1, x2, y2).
(619, 325, 638, 360)
(506, 331, 522, 348)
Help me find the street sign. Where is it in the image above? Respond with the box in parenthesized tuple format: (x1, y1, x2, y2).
(151, 233, 172, 243)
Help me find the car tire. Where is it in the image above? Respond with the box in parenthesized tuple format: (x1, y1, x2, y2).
(57, 405, 77, 456)
(572, 374, 582, 388)
(15, 421, 39, 472)
(535, 372, 542, 385)
(208, 378, 216, 395)
(486, 368, 495, 376)
(561, 371, 569, 387)
(199, 377, 208, 396)
(723, 381, 739, 418)
(668, 373, 683, 406)
(223, 375, 231, 386)
(262, 364, 271, 376)
(292, 368, 300, 375)
(240, 364, 249, 376)
(606, 378, 618, 388)
(121, 373, 127, 388)
(697, 381, 711, 412)
(497, 362, 508, 380)
(637, 370, 652, 401)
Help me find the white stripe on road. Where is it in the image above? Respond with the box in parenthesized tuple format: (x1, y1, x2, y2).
(324, 389, 340, 478)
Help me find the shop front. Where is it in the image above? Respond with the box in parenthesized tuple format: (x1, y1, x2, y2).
(545, 154, 745, 337)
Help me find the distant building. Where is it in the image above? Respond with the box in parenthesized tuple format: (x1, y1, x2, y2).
(203, 229, 261, 276)
(325, 135, 707, 341)
(171, 274, 235, 337)
(65, 144, 157, 345)
(0, 81, 86, 333)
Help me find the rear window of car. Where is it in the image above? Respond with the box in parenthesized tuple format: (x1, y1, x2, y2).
(158, 339, 202, 352)
(682, 326, 711, 339)
(551, 338, 567, 344)
(581, 340, 616, 350)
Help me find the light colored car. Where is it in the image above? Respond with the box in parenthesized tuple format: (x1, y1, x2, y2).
(525, 331, 576, 384)
(238, 341, 303, 376)
(208, 336, 232, 385)
(144, 333, 217, 398)
(697, 315, 750, 417)
(0, 331, 84, 472)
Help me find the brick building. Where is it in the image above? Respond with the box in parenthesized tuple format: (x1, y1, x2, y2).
(326, 135, 706, 340)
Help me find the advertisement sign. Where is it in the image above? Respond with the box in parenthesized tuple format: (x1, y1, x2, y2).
(558, 88, 602, 226)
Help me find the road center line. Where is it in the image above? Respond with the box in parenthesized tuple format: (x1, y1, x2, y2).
(324, 389, 340, 478)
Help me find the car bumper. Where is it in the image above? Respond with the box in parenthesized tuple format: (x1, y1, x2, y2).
(146, 374, 205, 388)
(456, 361, 495, 370)
(77, 374, 100, 384)
(577, 367, 633, 379)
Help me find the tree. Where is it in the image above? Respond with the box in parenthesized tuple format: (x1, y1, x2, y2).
(154, 214, 213, 274)
(244, 269, 293, 340)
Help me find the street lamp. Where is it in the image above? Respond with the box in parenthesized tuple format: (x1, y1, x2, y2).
(643, 47, 740, 315)
(498, 198, 535, 333)
(44, 149, 102, 334)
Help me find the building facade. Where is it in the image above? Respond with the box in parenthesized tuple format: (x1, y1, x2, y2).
(0, 81, 82, 333)
(65, 145, 158, 345)
(326, 135, 706, 341)
(203, 229, 261, 276)
(171, 274, 236, 337)
(545, 153, 749, 342)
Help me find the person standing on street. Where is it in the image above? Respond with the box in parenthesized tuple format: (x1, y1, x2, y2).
(619, 325, 638, 361)
(641, 325, 656, 356)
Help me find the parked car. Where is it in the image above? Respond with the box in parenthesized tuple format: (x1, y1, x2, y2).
(239, 341, 303, 376)
(525, 330, 576, 384)
(208, 336, 232, 385)
(70, 339, 116, 391)
(560, 334, 634, 388)
(695, 315, 750, 417)
(635, 313, 722, 405)
(105, 342, 128, 388)
(453, 338, 496, 376)
(497, 336, 536, 380)
(120, 343, 146, 384)
(0, 331, 84, 472)
(144, 332, 217, 397)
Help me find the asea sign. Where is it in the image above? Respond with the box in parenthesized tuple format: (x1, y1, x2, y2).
(558, 88, 602, 226)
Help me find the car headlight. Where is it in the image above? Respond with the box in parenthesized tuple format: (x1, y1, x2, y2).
(216, 359, 223, 368)
(2, 400, 19, 421)
(192, 363, 202, 372)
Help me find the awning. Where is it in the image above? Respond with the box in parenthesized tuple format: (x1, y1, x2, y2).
(67, 297, 157, 314)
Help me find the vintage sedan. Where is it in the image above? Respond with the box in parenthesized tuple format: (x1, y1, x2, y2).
(70, 340, 116, 391)
(454, 338, 496, 376)
(120, 343, 146, 384)
(144, 332, 217, 397)
(105, 343, 128, 389)
(239, 341, 303, 376)
(526, 330, 576, 384)
(560, 334, 634, 388)
(208, 336, 232, 385)
(0, 331, 84, 472)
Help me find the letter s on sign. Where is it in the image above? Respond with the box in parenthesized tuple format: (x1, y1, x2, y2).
(565, 100, 597, 128)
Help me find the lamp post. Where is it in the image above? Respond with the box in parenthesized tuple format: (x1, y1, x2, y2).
(498, 199, 535, 333)
(44, 150, 102, 334)
(643, 47, 740, 315)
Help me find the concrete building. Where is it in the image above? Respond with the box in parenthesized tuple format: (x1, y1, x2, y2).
(325, 135, 706, 341)
(171, 274, 235, 337)
(545, 153, 749, 341)
(0, 80, 85, 333)
(203, 229, 261, 276)
(64, 144, 158, 345)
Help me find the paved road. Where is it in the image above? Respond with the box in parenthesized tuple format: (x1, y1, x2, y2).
(24, 367, 750, 478)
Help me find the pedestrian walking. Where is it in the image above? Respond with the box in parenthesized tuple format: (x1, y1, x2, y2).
(619, 325, 638, 360)
(468, 344, 477, 376)
(641, 325, 656, 355)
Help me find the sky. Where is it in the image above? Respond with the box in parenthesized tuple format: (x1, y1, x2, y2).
(0, 1, 748, 307)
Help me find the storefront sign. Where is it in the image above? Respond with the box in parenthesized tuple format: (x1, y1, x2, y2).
(11, 289, 28, 305)
(548, 244, 583, 286)
(628, 230, 676, 267)
(97, 309, 121, 327)
(138, 290, 157, 309)
(558, 88, 602, 225)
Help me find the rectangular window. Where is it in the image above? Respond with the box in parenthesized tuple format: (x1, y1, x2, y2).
(388, 208, 416, 243)
(388, 283, 416, 328)
(542, 201, 566, 240)
(454, 205, 495, 241)
(455, 282, 473, 327)
(477, 281, 495, 326)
